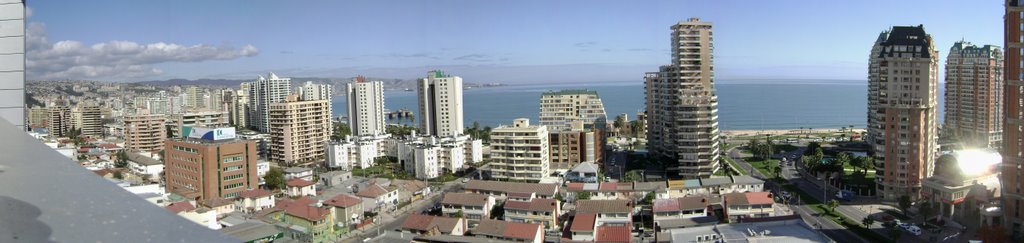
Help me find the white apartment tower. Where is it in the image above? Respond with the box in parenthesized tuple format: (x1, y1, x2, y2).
(867, 25, 939, 201)
(943, 41, 1003, 149)
(244, 72, 291, 132)
(487, 118, 550, 183)
(539, 90, 608, 132)
(417, 70, 464, 138)
(346, 76, 386, 137)
(644, 18, 722, 178)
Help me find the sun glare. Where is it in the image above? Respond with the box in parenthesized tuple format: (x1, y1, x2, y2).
(954, 149, 1001, 176)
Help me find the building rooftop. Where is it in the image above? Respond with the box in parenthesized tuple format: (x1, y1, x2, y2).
(400, 214, 463, 234)
(473, 219, 542, 242)
(464, 180, 558, 197)
(595, 225, 631, 243)
(356, 184, 392, 198)
(542, 89, 599, 97)
(126, 152, 162, 166)
(238, 188, 273, 199)
(285, 178, 316, 188)
(576, 200, 632, 214)
(700, 177, 732, 186)
(504, 198, 558, 212)
(654, 196, 707, 212)
(284, 167, 312, 174)
(570, 213, 597, 232)
(725, 192, 774, 206)
(667, 218, 830, 243)
(731, 175, 763, 185)
(323, 194, 361, 208)
(878, 25, 933, 58)
(442, 192, 491, 207)
(218, 221, 282, 242)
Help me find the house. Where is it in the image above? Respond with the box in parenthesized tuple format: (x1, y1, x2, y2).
(235, 189, 275, 214)
(126, 152, 164, 181)
(323, 194, 364, 234)
(198, 197, 237, 216)
(283, 167, 314, 181)
(262, 196, 337, 242)
(724, 192, 777, 222)
(566, 162, 600, 183)
(355, 183, 399, 212)
(504, 195, 560, 230)
(473, 219, 544, 243)
(394, 179, 431, 203)
(594, 182, 633, 200)
(653, 196, 720, 231)
(286, 178, 317, 197)
(728, 175, 765, 193)
(569, 213, 598, 241)
(166, 201, 220, 230)
(594, 225, 631, 243)
(463, 180, 559, 200)
(441, 192, 495, 227)
(399, 214, 467, 236)
(218, 221, 284, 243)
(575, 200, 633, 226)
(666, 175, 764, 198)
(319, 170, 353, 188)
(698, 177, 732, 195)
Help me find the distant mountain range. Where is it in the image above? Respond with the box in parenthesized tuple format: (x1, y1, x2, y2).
(133, 77, 504, 92)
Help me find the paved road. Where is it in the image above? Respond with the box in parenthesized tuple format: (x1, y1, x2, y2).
(728, 147, 868, 243)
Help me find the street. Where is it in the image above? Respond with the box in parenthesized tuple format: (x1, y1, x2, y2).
(340, 173, 471, 242)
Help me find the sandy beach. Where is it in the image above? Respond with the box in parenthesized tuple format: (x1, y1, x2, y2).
(722, 128, 866, 137)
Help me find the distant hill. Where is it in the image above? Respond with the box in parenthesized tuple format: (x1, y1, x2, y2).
(134, 77, 503, 92)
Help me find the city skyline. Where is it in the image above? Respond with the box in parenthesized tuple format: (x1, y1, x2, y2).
(27, 0, 1002, 83)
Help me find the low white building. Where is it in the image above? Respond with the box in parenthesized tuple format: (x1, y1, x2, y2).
(325, 134, 390, 170)
(126, 152, 164, 181)
(394, 134, 479, 179)
(234, 189, 275, 214)
(283, 167, 314, 181)
(285, 178, 317, 197)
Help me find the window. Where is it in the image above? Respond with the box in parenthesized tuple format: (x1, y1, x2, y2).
(224, 165, 243, 172)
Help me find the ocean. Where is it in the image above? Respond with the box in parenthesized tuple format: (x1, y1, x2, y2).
(331, 80, 946, 130)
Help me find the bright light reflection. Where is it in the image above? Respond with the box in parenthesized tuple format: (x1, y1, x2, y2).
(953, 149, 1001, 176)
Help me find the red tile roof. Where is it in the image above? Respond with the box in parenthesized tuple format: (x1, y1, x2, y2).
(199, 197, 234, 207)
(165, 201, 195, 213)
(283, 201, 331, 222)
(474, 219, 542, 241)
(570, 213, 597, 232)
(99, 143, 121, 149)
(324, 194, 362, 208)
(654, 196, 707, 212)
(595, 225, 631, 243)
(286, 178, 316, 187)
(567, 183, 585, 192)
(237, 189, 273, 199)
(355, 184, 390, 198)
(400, 214, 463, 234)
(744, 192, 774, 205)
(504, 198, 558, 212)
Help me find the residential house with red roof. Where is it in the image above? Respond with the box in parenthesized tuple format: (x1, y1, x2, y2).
(473, 219, 544, 243)
(285, 178, 317, 197)
(399, 214, 467, 236)
(324, 194, 364, 233)
(504, 194, 560, 230)
(724, 192, 777, 222)
(260, 196, 338, 242)
(356, 183, 399, 212)
(652, 196, 721, 231)
(234, 188, 275, 214)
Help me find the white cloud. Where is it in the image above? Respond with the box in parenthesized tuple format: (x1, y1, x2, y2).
(27, 23, 259, 80)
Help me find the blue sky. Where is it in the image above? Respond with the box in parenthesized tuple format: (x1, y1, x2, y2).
(27, 0, 1003, 83)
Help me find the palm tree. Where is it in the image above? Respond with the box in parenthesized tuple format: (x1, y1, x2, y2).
(827, 199, 840, 214)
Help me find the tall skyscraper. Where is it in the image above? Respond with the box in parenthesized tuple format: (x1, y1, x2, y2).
(0, 0, 24, 129)
(232, 84, 250, 127)
(346, 76, 386, 137)
(1004, 0, 1024, 238)
(124, 114, 166, 152)
(268, 95, 332, 165)
(417, 70, 464, 138)
(944, 41, 1003, 149)
(165, 127, 258, 200)
(299, 81, 332, 101)
(868, 25, 939, 201)
(538, 90, 608, 132)
(644, 18, 722, 178)
(244, 72, 291, 132)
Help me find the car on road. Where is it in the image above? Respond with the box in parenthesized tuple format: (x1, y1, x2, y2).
(462, 178, 470, 183)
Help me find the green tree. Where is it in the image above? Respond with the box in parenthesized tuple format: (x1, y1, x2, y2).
(623, 170, 643, 182)
(855, 156, 873, 174)
(898, 195, 912, 215)
(642, 192, 656, 205)
(554, 193, 563, 202)
(113, 171, 124, 180)
(862, 217, 875, 227)
(331, 122, 352, 141)
(747, 139, 763, 158)
(919, 201, 933, 220)
(827, 199, 840, 213)
(454, 209, 464, 218)
(264, 167, 286, 190)
(771, 164, 782, 179)
(114, 150, 129, 168)
(804, 142, 821, 156)
(577, 191, 592, 201)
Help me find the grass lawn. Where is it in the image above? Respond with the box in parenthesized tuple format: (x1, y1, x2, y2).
(721, 156, 746, 176)
(782, 184, 891, 243)
(841, 163, 877, 194)
(743, 157, 780, 178)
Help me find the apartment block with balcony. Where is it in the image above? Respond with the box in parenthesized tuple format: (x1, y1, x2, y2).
(944, 41, 1003, 149)
(169, 111, 230, 138)
(124, 114, 166, 152)
(268, 95, 332, 165)
(487, 118, 550, 183)
(645, 18, 722, 179)
(538, 89, 608, 132)
(75, 105, 103, 137)
(868, 25, 939, 201)
(1005, 1, 1024, 238)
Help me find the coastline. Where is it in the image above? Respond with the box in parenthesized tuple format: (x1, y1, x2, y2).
(722, 128, 865, 137)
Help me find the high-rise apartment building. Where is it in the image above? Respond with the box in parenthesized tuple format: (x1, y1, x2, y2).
(76, 105, 103, 137)
(169, 111, 230, 138)
(48, 106, 72, 138)
(944, 41, 1003, 149)
(868, 25, 939, 201)
(27, 107, 48, 127)
(268, 95, 332, 165)
(185, 86, 203, 109)
(487, 118, 550, 183)
(299, 81, 332, 101)
(644, 18, 722, 178)
(539, 90, 608, 132)
(124, 114, 166, 152)
(417, 70, 464, 138)
(164, 127, 258, 200)
(231, 85, 248, 127)
(1004, 0, 1024, 238)
(346, 76, 386, 137)
(549, 127, 603, 171)
(0, 0, 24, 129)
(244, 73, 291, 133)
